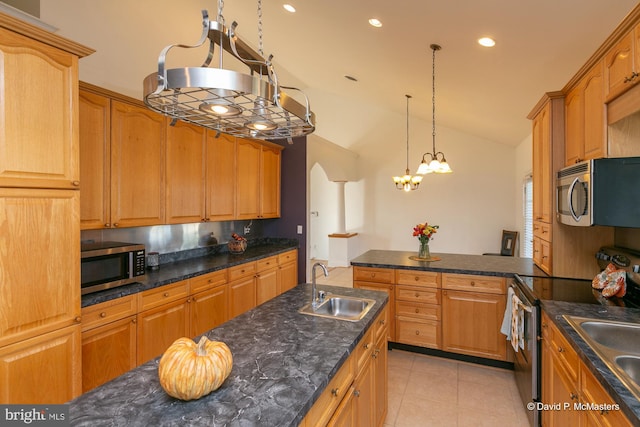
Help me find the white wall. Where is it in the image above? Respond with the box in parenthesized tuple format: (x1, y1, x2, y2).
(309, 164, 338, 260)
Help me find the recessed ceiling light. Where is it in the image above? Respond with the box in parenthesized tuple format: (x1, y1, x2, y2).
(283, 4, 296, 13)
(368, 18, 382, 28)
(478, 37, 496, 47)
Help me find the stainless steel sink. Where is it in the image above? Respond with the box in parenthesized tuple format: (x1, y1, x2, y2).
(565, 315, 640, 400)
(299, 295, 376, 321)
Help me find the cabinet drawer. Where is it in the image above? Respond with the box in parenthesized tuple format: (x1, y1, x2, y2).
(256, 255, 278, 272)
(396, 286, 440, 304)
(373, 305, 390, 341)
(277, 250, 297, 265)
(189, 269, 227, 294)
(396, 301, 440, 321)
(395, 270, 440, 288)
(396, 317, 440, 349)
(228, 262, 257, 282)
(442, 273, 506, 294)
(81, 295, 137, 332)
(353, 266, 394, 284)
(138, 280, 190, 312)
(533, 221, 552, 241)
(354, 327, 374, 375)
(305, 355, 355, 426)
(550, 323, 579, 383)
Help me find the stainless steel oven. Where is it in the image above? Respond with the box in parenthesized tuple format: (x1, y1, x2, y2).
(510, 277, 540, 427)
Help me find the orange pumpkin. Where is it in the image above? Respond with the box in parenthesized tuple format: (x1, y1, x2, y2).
(158, 336, 233, 400)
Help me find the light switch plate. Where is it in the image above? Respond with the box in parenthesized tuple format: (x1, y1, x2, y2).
(297, 225, 303, 234)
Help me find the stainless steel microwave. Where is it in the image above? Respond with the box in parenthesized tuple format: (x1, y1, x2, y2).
(556, 157, 640, 227)
(80, 241, 146, 295)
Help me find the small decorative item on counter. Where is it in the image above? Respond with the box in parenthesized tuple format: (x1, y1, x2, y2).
(592, 262, 627, 298)
(147, 251, 160, 270)
(158, 336, 233, 401)
(411, 221, 439, 261)
(228, 233, 247, 254)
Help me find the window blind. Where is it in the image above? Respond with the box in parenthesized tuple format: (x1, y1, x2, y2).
(523, 175, 533, 258)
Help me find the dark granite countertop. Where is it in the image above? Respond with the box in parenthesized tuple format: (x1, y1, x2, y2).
(351, 249, 548, 277)
(70, 284, 388, 426)
(542, 301, 640, 424)
(82, 242, 298, 308)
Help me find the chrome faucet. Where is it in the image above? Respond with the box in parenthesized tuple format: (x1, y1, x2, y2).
(311, 262, 329, 308)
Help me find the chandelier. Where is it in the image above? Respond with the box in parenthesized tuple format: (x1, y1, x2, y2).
(143, 0, 315, 141)
(417, 44, 452, 174)
(393, 95, 422, 191)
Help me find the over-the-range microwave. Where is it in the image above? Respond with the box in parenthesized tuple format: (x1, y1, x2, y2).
(81, 241, 146, 295)
(556, 157, 640, 227)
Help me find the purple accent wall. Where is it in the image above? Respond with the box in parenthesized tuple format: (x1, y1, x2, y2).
(264, 136, 307, 284)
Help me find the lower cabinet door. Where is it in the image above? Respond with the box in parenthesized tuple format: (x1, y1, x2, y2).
(441, 289, 507, 360)
(81, 316, 137, 392)
(353, 362, 374, 426)
(0, 325, 81, 403)
(327, 387, 356, 427)
(190, 285, 228, 337)
(228, 276, 257, 318)
(137, 299, 190, 365)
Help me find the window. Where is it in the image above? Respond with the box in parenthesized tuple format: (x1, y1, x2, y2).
(523, 175, 533, 258)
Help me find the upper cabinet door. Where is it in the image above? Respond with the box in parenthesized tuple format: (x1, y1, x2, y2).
(260, 144, 281, 218)
(79, 90, 111, 229)
(166, 121, 205, 224)
(110, 101, 166, 228)
(604, 28, 639, 101)
(0, 28, 79, 189)
(206, 132, 236, 221)
(236, 138, 262, 219)
(582, 61, 605, 161)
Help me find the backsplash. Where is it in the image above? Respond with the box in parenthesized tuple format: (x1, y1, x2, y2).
(615, 227, 640, 253)
(81, 220, 265, 257)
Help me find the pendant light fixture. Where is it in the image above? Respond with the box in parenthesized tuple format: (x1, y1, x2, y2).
(393, 95, 422, 192)
(143, 0, 315, 141)
(417, 44, 452, 174)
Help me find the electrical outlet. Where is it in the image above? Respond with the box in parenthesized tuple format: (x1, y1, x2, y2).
(297, 225, 303, 234)
(244, 226, 251, 234)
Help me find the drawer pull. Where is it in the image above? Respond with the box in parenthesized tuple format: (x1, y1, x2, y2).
(600, 409, 609, 416)
(75, 316, 81, 323)
(331, 388, 339, 397)
(415, 292, 420, 298)
(414, 276, 419, 281)
(371, 273, 376, 278)
(415, 308, 420, 313)
(100, 312, 107, 318)
(570, 392, 578, 400)
(415, 330, 420, 335)
(163, 292, 169, 298)
(364, 343, 371, 349)
(470, 281, 475, 286)
(558, 347, 564, 353)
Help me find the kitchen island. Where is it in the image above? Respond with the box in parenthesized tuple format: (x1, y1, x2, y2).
(351, 249, 547, 277)
(70, 284, 388, 426)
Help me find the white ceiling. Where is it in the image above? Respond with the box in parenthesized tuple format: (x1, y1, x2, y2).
(38, 0, 640, 148)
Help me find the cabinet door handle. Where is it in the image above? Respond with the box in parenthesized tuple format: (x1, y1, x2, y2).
(364, 343, 371, 349)
(558, 347, 564, 353)
(72, 180, 80, 187)
(104, 223, 111, 228)
(415, 330, 420, 335)
(331, 388, 339, 397)
(75, 316, 81, 323)
(415, 292, 420, 298)
(570, 392, 578, 400)
(354, 390, 360, 397)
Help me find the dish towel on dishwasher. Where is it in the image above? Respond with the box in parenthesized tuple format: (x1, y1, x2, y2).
(510, 292, 523, 352)
(500, 287, 514, 340)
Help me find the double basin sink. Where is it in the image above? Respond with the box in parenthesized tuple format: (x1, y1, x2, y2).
(565, 315, 640, 399)
(299, 294, 376, 322)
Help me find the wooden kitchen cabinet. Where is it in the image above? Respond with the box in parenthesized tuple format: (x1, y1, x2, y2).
(531, 100, 553, 224)
(165, 120, 205, 224)
(256, 256, 279, 305)
(353, 266, 396, 341)
(581, 365, 634, 427)
(228, 262, 258, 318)
(80, 295, 137, 392)
(79, 88, 111, 229)
(206, 132, 236, 220)
(604, 22, 640, 101)
(565, 60, 605, 166)
(0, 325, 81, 404)
(278, 250, 299, 294)
(189, 270, 228, 337)
(236, 138, 282, 219)
(395, 270, 442, 350)
(136, 280, 190, 365)
(441, 273, 508, 361)
(0, 26, 90, 189)
(110, 100, 166, 228)
(0, 189, 81, 348)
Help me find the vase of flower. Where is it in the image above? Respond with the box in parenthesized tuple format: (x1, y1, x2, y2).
(413, 221, 439, 259)
(418, 239, 430, 259)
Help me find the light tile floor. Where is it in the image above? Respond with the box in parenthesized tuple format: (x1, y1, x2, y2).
(308, 261, 531, 427)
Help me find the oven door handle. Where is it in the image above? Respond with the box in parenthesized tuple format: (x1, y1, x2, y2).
(509, 285, 533, 313)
